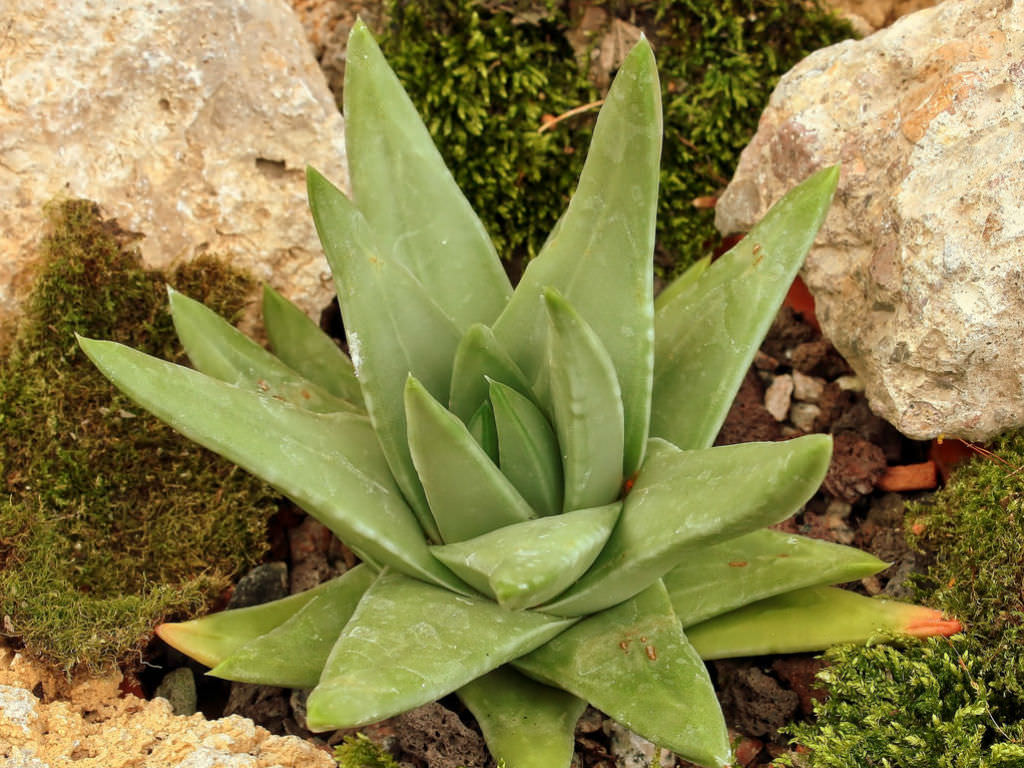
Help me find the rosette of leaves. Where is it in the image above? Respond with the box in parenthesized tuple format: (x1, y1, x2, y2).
(79, 24, 959, 768)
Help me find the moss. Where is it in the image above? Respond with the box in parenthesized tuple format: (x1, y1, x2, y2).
(382, 0, 596, 275)
(0, 200, 277, 672)
(780, 433, 1024, 767)
(377, 0, 852, 277)
(334, 734, 403, 768)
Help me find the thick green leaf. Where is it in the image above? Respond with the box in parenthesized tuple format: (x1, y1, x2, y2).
(543, 289, 624, 512)
(449, 323, 533, 426)
(405, 376, 535, 543)
(209, 565, 376, 688)
(516, 581, 731, 768)
(666, 529, 887, 626)
(430, 504, 621, 611)
(687, 586, 962, 660)
(653, 255, 710, 314)
(542, 435, 832, 617)
(306, 570, 576, 730)
(168, 288, 359, 414)
(458, 667, 586, 768)
(489, 380, 562, 517)
(78, 337, 468, 593)
(308, 167, 466, 542)
(156, 567, 372, 668)
(652, 166, 839, 450)
(261, 284, 364, 407)
(467, 399, 499, 463)
(492, 39, 661, 478)
(344, 21, 511, 330)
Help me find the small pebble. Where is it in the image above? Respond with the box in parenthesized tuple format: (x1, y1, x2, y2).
(227, 561, 288, 609)
(789, 402, 822, 433)
(604, 720, 673, 768)
(764, 374, 794, 421)
(791, 370, 825, 402)
(834, 374, 864, 392)
(154, 667, 197, 716)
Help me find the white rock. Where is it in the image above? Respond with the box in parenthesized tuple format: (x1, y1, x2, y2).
(764, 374, 794, 421)
(791, 370, 825, 403)
(790, 401, 822, 432)
(0, 685, 38, 734)
(0, 0, 347, 347)
(715, 0, 1024, 442)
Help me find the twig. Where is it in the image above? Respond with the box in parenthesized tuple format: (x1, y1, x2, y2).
(538, 99, 605, 133)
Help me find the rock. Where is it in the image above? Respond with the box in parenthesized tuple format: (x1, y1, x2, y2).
(0, 641, 334, 768)
(155, 667, 198, 716)
(288, 517, 340, 594)
(792, 371, 825, 403)
(823, 432, 887, 503)
(790, 401, 823, 433)
(1, 0, 347, 349)
(603, 720, 673, 768)
(764, 374, 794, 421)
(715, 0, 1024, 442)
(715, 661, 800, 739)
(228, 562, 289, 610)
(392, 702, 490, 768)
(826, 0, 937, 34)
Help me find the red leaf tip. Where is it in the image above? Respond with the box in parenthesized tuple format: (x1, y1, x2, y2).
(904, 607, 963, 638)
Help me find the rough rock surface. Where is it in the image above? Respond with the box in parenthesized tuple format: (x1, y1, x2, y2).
(0, 642, 334, 768)
(716, 0, 1024, 441)
(1, 0, 347, 348)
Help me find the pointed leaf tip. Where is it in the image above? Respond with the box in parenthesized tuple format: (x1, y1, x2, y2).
(903, 607, 963, 638)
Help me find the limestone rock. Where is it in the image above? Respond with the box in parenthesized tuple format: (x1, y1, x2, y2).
(1, 0, 348, 349)
(0, 642, 334, 768)
(716, 0, 1024, 441)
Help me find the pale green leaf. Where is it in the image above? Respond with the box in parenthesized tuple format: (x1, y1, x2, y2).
(516, 581, 731, 768)
(687, 586, 961, 660)
(467, 399, 499, 463)
(458, 667, 586, 768)
(652, 166, 839, 450)
(492, 39, 661, 477)
(306, 570, 576, 730)
(156, 566, 372, 668)
(449, 324, 532, 426)
(405, 376, 535, 543)
(168, 287, 359, 414)
(209, 565, 376, 688)
(653, 255, 710, 313)
(489, 379, 562, 517)
(344, 21, 512, 330)
(543, 289, 624, 512)
(430, 504, 621, 611)
(308, 167, 466, 542)
(666, 529, 887, 626)
(78, 337, 468, 593)
(261, 283, 364, 407)
(542, 435, 832, 617)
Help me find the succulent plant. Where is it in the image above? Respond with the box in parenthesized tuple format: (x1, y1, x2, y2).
(79, 23, 960, 768)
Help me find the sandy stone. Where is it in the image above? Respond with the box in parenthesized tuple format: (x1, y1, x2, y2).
(1, 0, 348, 349)
(0, 642, 334, 768)
(716, 0, 1024, 441)
(764, 374, 794, 422)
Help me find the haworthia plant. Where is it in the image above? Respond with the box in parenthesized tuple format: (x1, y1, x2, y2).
(79, 22, 961, 768)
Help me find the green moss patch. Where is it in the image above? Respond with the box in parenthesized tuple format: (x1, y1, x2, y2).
(0, 200, 277, 672)
(378, 0, 852, 277)
(782, 434, 1024, 766)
